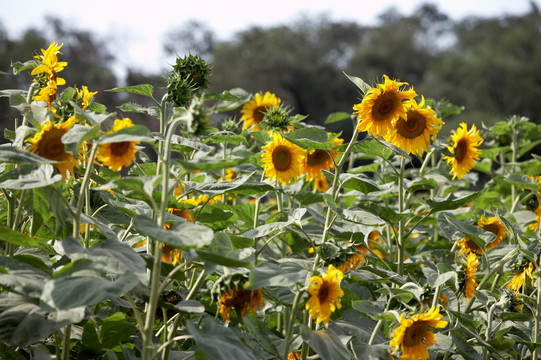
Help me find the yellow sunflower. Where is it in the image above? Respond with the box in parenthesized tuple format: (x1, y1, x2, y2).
(31, 41, 67, 85)
(305, 264, 344, 324)
(387, 97, 444, 156)
(507, 262, 536, 292)
(457, 237, 483, 256)
(312, 174, 330, 192)
(26, 117, 79, 180)
(218, 285, 264, 322)
(261, 132, 305, 186)
(464, 252, 479, 300)
(529, 205, 541, 231)
(302, 135, 344, 181)
(444, 122, 483, 180)
(477, 216, 508, 251)
(240, 91, 281, 131)
(353, 74, 417, 139)
(77, 85, 98, 110)
(97, 118, 140, 172)
(390, 306, 448, 360)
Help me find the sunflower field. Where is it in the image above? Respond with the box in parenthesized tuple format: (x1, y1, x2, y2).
(1, 41, 541, 360)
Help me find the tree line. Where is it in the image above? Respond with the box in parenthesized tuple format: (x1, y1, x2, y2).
(1, 2, 540, 142)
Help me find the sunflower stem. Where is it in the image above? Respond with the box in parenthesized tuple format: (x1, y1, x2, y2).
(397, 156, 406, 277)
(483, 302, 498, 360)
(368, 296, 392, 346)
(510, 126, 518, 213)
(61, 324, 71, 360)
(283, 288, 305, 360)
(73, 142, 98, 242)
(533, 284, 541, 360)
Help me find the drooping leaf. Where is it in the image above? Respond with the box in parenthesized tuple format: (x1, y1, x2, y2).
(300, 325, 351, 360)
(106, 84, 154, 99)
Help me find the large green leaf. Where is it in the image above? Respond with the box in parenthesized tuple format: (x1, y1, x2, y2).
(187, 318, 258, 360)
(300, 325, 351, 360)
(133, 214, 214, 249)
(0, 165, 62, 190)
(438, 212, 496, 247)
(0, 226, 55, 254)
(343, 72, 371, 95)
(427, 191, 483, 212)
(97, 124, 154, 144)
(106, 84, 154, 98)
(340, 173, 380, 194)
(324, 112, 352, 124)
(0, 146, 55, 164)
(246, 260, 310, 289)
(242, 208, 306, 238)
(282, 127, 334, 150)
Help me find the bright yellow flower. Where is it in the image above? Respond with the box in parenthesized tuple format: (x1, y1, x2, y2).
(444, 122, 483, 180)
(33, 80, 59, 109)
(26, 117, 79, 180)
(477, 216, 508, 251)
(507, 262, 536, 292)
(31, 41, 67, 85)
(240, 91, 281, 131)
(390, 306, 448, 360)
(261, 132, 305, 186)
(305, 264, 344, 324)
(353, 74, 417, 139)
(302, 135, 344, 181)
(387, 96, 444, 156)
(457, 237, 483, 256)
(312, 174, 330, 192)
(464, 252, 479, 300)
(218, 285, 264, 322)
(77, 86, 98, 110)
(97, 118, 140, 172)
(287, 351, 301, 360)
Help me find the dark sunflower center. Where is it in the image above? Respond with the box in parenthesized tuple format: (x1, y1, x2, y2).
(454, 139, 468, 162)
(466, 238, 482, 253)
(306, 150, 330, 166)
(482, 224, 500, 236)
(372, 93, 397, 121)
(272, 145, 292, 171)
(402, 322, 428, 347)
(110, 141, 131, 156)
(396, 112, 426, 139)
(318, 282, 330, 304)
(253, 106, 267, 124)
(40, 129, 67, 160)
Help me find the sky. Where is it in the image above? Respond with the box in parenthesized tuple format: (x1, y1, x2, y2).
(2, 0, 538, 77)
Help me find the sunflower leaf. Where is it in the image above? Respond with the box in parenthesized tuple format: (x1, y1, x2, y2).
(106, 84, 154, 99)
(282, 127, 333, 150)
(343, 72, 372, 95)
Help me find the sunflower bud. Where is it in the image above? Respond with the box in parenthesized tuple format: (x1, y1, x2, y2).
(184, 96, 211, 136)
(221, 117, 240, 133)
(167, 54, 211, 107)
(260, 105, 292, 132)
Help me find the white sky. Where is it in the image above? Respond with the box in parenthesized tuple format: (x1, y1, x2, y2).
(2, 0, 538, 77)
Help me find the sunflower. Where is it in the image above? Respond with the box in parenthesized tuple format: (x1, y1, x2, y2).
(387, 97, 444, 156)
(337, 246, 366, 273)
(353, 74, 417, 139)
(31, 41, 67, 85)
(464, 252, 479, 300)
(218, 285, 264, 322)
(26, 117, 79, 180)
(312, 174, 330, 192)
(390, 306, 448, 360)
(507, 262, 536, 292)
(457, 237, 483, 256)
(477, 216, 508, 251)
(240, 91, 281, 131)
(97, 118, 140, 172)
(77, 86, 98, 110)
(261, 132, 305, 186)
(444, 122, 483, 180)
(302, 135, 344, 181)
(305, 264, 344, 324)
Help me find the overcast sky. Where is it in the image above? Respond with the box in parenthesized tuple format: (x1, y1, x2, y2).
(2, 0, 538, 76)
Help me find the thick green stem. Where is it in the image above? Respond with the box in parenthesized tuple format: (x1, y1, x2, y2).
(283, 289, 305, 360)
(483, 302, 498, 360)
(368, 296, 392, 346)
(61, 324, 71, 360)
(397, 156, 406, 277)
(73, 143, 98, 240)
(534, 285, 541, 360)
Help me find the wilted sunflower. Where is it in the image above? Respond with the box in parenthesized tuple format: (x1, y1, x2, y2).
(464, 252, 479, 300)
(26, 117, 79, 180)
(390, 306, 448, 360)
(353, 74, 417, 139)
(302, 135, 344, 181)
(507, 262, 536, 292)
(218, 285, 264, 322)
(261, 132, 305, 186)
(477, 216, 508, 251)
(305, 264, 344, 324)
(444, 122, 483, 180)
(387, 97, 444, 156)
(97, 118, 140, 172)
(240, 91, 281, 131)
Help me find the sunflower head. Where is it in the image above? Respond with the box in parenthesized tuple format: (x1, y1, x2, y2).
(261, 132, 305, 186)
(96, 118, 140, 172)
(353, 74, 417, 139)
(444, 122, 483, 180)
(390, 306, 448, 360)
(507, 261, 536, 292)
(240, 92, 281, 131)
(212, 273, 263, 322)
(259, 105, 294, 132)
(463, 252, 479, 300)
(76, 85, 98, 110)
(171, 54, 211, 91)
(388, 96, 444, 156)
(477, 216, 508, 251)
(26, 117, 80, 180)
(305, 264, 344, 323)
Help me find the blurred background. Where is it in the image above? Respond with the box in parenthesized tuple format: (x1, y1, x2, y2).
(1, 0, 540, 142)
